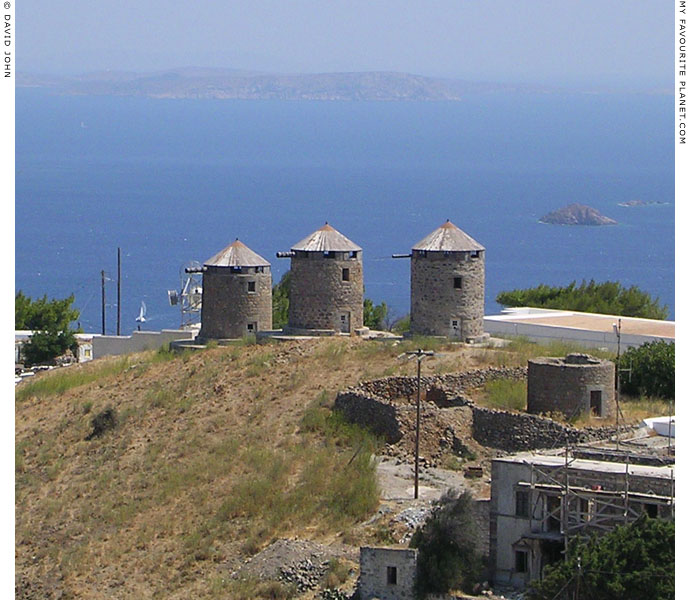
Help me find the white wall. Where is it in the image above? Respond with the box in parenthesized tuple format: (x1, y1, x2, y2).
(484, 316, 673, 352)
(92, 329, 196, 359)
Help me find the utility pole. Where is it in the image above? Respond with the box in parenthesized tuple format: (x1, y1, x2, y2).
(403, 349, 435, 499)
(614, 319, 621, 450)
(117, 247, 121, 336)
(101, 270, 106, 335)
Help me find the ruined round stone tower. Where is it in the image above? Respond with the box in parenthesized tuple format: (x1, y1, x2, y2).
(527, 354, 615, 419)
(198, 239, 272, 340)
(283, 223, 363, 334)
(410, 220, 485, 340)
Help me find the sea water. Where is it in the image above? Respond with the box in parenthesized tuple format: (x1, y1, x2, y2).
(15, 89, 675, 332)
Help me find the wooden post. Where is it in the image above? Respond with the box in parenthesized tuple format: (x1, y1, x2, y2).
(117, 247, 121, 336)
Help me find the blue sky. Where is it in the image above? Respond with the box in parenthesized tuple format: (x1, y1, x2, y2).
(20, 0, 673, 87)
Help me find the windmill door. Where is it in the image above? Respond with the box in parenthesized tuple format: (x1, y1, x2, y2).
(338, 312, 351, 333)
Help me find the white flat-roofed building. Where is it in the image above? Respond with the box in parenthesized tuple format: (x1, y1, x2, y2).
(484, 307, 674, 352)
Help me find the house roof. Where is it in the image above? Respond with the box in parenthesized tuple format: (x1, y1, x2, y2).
(412, 220, 484, 252)
(291, 223, 362, 252)
(204, 239, 271, 268)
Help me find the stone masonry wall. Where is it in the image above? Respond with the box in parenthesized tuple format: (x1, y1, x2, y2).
(288, 253, 363, 332)
(527, 355, 615, 419)
(359, 547, 417, 600)
(410, 251, 484, 339)
(199, 268, 272, 339)
(470, 406, 627, 452)
(336, 369, 630, 454)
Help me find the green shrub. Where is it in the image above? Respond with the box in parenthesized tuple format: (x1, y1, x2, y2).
(527, 516, 674, 600)
(410, 489, 483, 596)
(496, 280, 668, 320)
(620, 341, 674, 399)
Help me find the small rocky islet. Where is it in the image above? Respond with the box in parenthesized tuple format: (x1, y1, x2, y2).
(539, 203, 617, 226)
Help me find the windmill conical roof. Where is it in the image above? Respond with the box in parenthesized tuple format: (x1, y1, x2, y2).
(412, 220, 484, 252)
(291, 223, 362, 252)
(204, 239, 271, 268)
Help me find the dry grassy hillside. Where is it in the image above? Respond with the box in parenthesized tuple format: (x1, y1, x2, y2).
(15, 336, 665, 599)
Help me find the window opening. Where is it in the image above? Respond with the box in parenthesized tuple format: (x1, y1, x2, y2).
(644, 503, 659, 518)
(248, 281, 256, 293)
(342, 268, 350, 281)
(386, 566, 397, 585)
(515, 490, 529, 517)
(454, 277, 462, 289)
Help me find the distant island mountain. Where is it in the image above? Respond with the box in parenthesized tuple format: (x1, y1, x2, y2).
(618, 200, 669, 207)
(18, 67, 557, 101)
(539, 204, 617, 226)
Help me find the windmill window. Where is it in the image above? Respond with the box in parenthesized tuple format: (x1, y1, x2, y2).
(349, 251, 358, 259)
(470, 251, 480, 259)
(342, 268, 350, 281)
(324, 251, 335, 259)
(386, 566, 397, 585)
(247, 323, 254, 331)
(454, 277, 462, 289)
(644, 503, 659, 518)
(247, 281, 256, 293)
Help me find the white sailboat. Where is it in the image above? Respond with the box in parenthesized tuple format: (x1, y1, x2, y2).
(135, 301, 147, 323)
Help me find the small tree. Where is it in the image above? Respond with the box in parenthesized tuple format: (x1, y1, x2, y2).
(16, 292, 80, 366)
(528, 516, 674, 600)
(409, 489, 482, 596)
(272, 271, 291, 329)
(620, 341, 674, 399)
(363, 298, 388, 330)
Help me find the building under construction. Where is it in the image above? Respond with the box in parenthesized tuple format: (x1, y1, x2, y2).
(489, 440, 674, 589)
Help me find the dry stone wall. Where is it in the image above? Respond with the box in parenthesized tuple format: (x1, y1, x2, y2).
(335, 369, 628, 454)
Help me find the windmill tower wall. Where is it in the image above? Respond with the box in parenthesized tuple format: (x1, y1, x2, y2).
(408, 221, 486, 341)
(288, 251, 364, 333)
(197, 239, 273, 340)
(410, 250, 485, 339)
(199, 266, 272, 339)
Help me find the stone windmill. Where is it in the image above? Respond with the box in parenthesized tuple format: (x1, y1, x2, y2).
(198, 239, 272, 340)
(278, 223, 363, 334)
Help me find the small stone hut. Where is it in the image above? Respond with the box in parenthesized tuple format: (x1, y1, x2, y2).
(198, 239, 272, 340)
(280, 223, 363, 334)
(410, 220, 486, 340)
(527, 353, 615, 419)
(359, 547, 418, 600)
